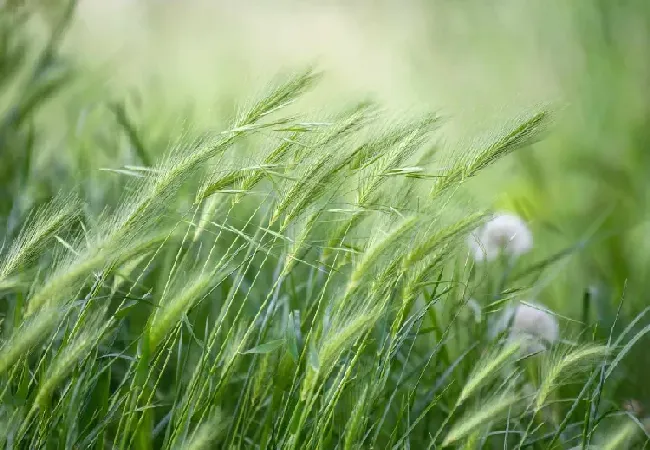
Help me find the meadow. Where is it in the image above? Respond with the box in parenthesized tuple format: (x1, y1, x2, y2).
(1, 1, 650, 448)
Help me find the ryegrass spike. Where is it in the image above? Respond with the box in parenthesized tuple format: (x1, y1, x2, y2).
(535, 345, 608, 411)
(457, 340, 520, 406)
(441, 393, 519, 447)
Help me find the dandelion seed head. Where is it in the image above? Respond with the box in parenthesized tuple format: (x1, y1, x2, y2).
(468, 212, 533, 262)
(505, 302, 560, 355)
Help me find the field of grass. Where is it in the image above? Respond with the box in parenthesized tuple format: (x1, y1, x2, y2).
(2, 1, 650, 448)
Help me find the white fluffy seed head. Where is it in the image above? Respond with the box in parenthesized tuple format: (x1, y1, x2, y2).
(468, 212, 533, 262)
(500, 302, 560, 355)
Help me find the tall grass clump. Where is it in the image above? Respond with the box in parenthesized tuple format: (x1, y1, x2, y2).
(1, 2, 650, 449)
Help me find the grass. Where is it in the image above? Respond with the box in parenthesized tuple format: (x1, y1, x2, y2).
(1, 1, 650, 448)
